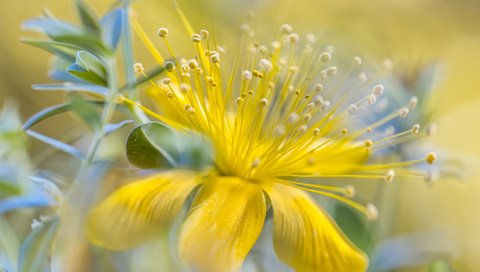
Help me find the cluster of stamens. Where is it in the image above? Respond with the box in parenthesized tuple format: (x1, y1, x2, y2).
(128, 16, 438, 221)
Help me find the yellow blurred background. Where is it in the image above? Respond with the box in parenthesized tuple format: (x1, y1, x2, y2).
(1, 0, 479, 270)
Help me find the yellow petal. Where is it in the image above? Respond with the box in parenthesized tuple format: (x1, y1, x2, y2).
(86, 170, 199, 250)
(178, 177, 266, 272)
(266, 182, 368, 272)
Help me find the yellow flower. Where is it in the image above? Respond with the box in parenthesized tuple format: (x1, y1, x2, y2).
(87, 10, 436, 272)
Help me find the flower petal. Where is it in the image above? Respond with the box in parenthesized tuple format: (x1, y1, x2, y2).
(178, 177, 266, 271)
(266, 183, 368, 272)
(86, 170, 199, 250)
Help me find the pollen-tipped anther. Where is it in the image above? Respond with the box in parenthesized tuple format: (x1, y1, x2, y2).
(385, 169, 395, 182)
(133, 63, 144, 74)
(367, 204, 379, 221)
(156, 27, 169, 38)
(426, 152, 436, 164)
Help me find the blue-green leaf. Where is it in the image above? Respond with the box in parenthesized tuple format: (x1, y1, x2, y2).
(104, 120, 133, 135)
(26, 130, 85, 159)
(68, 94, 102, 132)
(32, 83, 108, 95)
(21, 39, 81, 62)
(0, 193, 54, 214)
(22, 18, 82, 37)
(100, 8, 126, 51)
(75, 0, 100, 33)
(18, 216, 59, 272)
(67, 63, 106, 85)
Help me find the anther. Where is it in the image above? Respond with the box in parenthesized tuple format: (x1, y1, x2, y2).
(366, 204, 378, 221)
(166, 91, 174, 98)
(364, 140, 373, 147)
(341, 128, 348, 135)
(409, 96, 418, 109)
(348, 104, 358, 115)
(319, 52, 332, 63)
(156, 27, 169, 38)
(344, 186, 356, 198)
(133, 63, 144, 74)
(187, 108, 195, 115)
(411, 124, 420, 134)
(191, 34, 202, 43)
(260, 98, 269, 107)
(235, 97, 244, 106)
(372, 85, 384, 96)
(242, 70, 253, 81)
(179, 83, 189, 93)
(252, 70, 263, 78)
(280, 23, 293, 34)
(162, 78, 171, 85)
(368, 95, 377, 105)
(358, 72, 368, 82)
(399, 107, 409, 118)
(164, 61, 175, 72)
(200, 29, 209, 40)
(210, 52, 220, 63)
(353, 56, 362, 66)
(313, 95, 324, 106)
(288, 112, 300, 124)
(306, 103, 315, 111)
(313, 128, 321, 136)
(298, 125, 308, 134)
(259, 58, 273, 72)
(326, 66, 337, 77)
(188, 59, 198, 69)
(303, 113, 312, 122)
(426, 152, 436, 164)
(385, 169, 395, 182)
(287, 33, 300, 44)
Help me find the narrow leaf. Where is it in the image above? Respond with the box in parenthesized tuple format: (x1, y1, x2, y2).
(32, 83, 108, 95)
(0, 182, 21, 198)
(75, 0, 100, 32)
(67, 63, 106, 85)
(104, 120, 133, 135)
(26, 130, 85, 159)
(21, 39, 81, 62)
(99, 8, 126, 51)
(68, 94, 102, 132)
(0, 194, 55, 214)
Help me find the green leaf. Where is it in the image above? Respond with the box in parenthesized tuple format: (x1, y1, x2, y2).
(68, 94, 102, 132)
(26, 130, 85, 159)
(67, 51, 107, 85)
(333, 203, 374, 254)
(126, 122, 212, 169)
(18, 216, 59, 272)
(126, 122, 177, 169)
(52, 34, 109, 55)
(100, 8, 126, 51)
(75, 0, 100, 33)
(67, 63, 106, 85)
(21, 39, 81, 62)
(75, 51, 106, 77)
